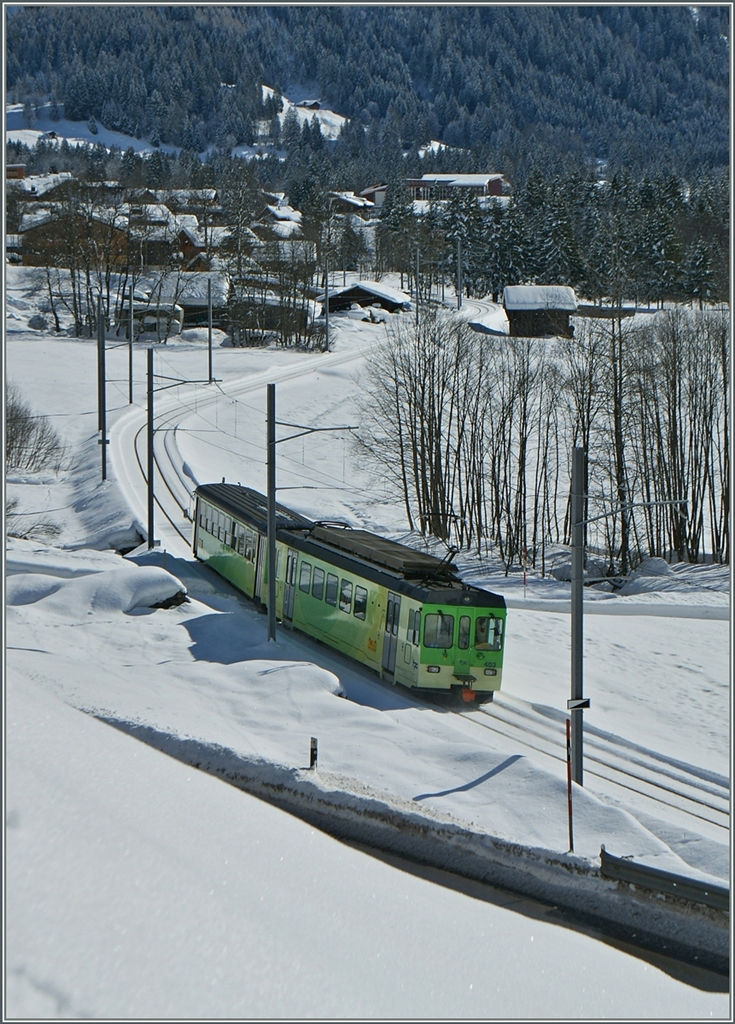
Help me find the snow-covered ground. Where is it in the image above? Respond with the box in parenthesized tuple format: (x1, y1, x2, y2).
(262, 85, 347, 139)
(6, 101, 180, 157)
(5, 265, 731, 1017)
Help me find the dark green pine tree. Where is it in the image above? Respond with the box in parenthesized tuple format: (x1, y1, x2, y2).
(682, 239, 714, 310)
(376, 177, 415, 287)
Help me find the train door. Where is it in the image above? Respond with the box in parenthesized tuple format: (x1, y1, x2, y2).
(283, 548, 298, 623)
(254, 534, 267, 602)
(382, 592, 401, 676)
(454, 613, 473, 678)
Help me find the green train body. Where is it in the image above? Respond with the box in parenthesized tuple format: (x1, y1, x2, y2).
(192, 483, 506, 702)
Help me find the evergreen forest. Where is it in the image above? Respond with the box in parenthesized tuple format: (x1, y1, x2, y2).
(6, 4, 730, 181)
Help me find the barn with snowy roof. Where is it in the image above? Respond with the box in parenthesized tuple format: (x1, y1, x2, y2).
(316, 280, 411, 315)
(503, 285, 578, 338)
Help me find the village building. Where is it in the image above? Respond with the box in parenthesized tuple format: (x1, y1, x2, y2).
(11, 171, 75, 201)
(329, 191, 376, 220)
(502, 285, 578, 338)
(18, 205, 128, 267)
(316, 280, 411, 315)
(252, 202, 303, 239)
(152, 270, 230, 327)
(359, 183, 388, 209)
(406, 173, 510, 202)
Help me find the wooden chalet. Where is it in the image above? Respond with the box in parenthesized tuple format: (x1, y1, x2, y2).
(317, 280, 411, 315)
(329, 191, 375, 220)
(18, 207, 128, 267)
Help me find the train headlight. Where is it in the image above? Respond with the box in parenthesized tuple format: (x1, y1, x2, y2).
(427, 665, 441, 674)
(484, 667, 497, 676)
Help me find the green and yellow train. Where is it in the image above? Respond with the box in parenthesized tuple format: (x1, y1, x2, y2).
(192, 483, 506, 703)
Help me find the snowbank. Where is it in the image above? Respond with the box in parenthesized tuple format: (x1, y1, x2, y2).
(7, 564, 186, 614)
(9, 672, 726, 1019)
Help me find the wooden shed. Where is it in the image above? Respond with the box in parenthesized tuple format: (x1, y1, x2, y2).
(503, 285, 578, 338)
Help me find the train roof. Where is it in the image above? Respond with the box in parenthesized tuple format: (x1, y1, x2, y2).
(280, 530, 505, 609)
(195, 483, 313, 533)
(195, 483, 505, 610)
(309, 523, 457, 577)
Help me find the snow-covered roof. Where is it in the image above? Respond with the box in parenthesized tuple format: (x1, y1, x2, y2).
(264, 204, 301, 223)
(503, 285, 578, 312)
(18, 207, 55, 232)
(360, 183, 388, 195)
(316, 280, 411, 307)
(126, 203, 172, 223)
(154, 189, 218, 206)
(178, 223, 204, 247)
(330, 191, 375, 209)
(413, 173, 506, 187)
(151, 272, 229, 307)
(19, 204, 126, 233)
(12, 172, 74, 196)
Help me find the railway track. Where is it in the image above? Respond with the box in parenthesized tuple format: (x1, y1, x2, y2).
(114, 324, 376, 554)
(455, 695, 729, 837)
(113, 331, 730, 847)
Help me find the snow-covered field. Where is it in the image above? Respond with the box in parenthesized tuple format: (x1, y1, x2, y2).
(6, 101, 180, 157)
(5, 265, 730, 1017)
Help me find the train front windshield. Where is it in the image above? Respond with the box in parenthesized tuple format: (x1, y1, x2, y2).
(423, 611, 504, 651)
(475, 615, 503, 651)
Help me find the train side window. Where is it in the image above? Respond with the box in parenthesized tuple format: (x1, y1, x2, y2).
(339, 579, 353, 614)
(354, 586, 367, 620)
(299, 561, 312, 593)
(407, 608, 415, 641)
(458, 615, 471, 650)
(325, 573, 338, 606)
(312, 567, 325, 600)
(424, 612, 454, 648)
(413, 611, 421, 646)
(475, 616, 503, 651)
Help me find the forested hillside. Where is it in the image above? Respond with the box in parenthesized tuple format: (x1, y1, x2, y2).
(6, 4, 730, 180)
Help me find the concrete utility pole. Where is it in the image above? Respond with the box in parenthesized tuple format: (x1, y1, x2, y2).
(569, 446, 589, 784)
(147, 347, 155, 549)
(97, 295, 108, 481)
(208, 277, 213, 383)
(128, 285, 134, 404)
(324, 261, 330, 352)
(267, 383, 277, 641)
